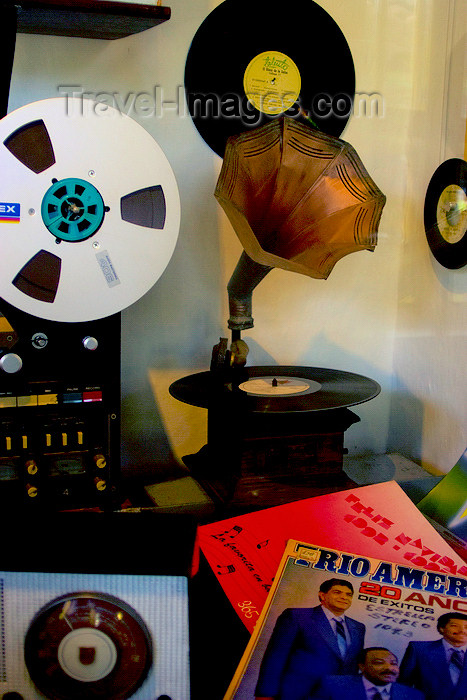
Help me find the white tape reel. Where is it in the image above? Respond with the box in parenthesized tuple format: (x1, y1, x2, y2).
(0, 97, 180, 321)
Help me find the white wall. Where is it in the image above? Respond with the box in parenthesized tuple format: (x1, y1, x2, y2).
(6, 0, 466, 478)
(388, 0, 467, 474)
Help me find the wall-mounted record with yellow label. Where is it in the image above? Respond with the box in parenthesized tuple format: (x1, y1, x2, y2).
(0, 97, 180, 322)
(424, 158, 467, 269)
(184, 0, 355, 157)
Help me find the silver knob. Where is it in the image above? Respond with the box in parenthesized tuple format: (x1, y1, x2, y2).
(0, 353, 23, 373)
(82, 336, 98, 351)
(32, 332, 48, 349)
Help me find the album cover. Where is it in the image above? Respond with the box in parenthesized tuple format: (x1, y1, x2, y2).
(195, 481, 467, 633)
(224, 538, 467, 699)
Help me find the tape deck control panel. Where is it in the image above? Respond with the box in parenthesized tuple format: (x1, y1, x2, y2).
(0, 298, 120, 510)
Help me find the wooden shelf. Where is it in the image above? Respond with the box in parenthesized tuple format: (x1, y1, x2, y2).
(1, 0, 171, 40)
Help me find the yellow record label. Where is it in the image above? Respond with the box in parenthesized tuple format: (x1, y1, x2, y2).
(243, 51, 301, 115)
(436, 184, 467, 244)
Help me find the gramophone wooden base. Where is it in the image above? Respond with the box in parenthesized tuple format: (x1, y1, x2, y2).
(228, 471, 357, 510)
(183, 408, 360, 510)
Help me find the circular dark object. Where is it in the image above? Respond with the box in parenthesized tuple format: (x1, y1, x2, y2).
(169, 365, 380, 414)
(24, 591, 152, 700)
(424, 158, 467, 269)
(41, 178, 105, 242)
(184, 0, 355, 156)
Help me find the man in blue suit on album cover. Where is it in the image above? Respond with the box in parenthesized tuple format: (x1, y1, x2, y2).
(315, 647, 425, 700)
(254, 577, 366, 700)
(399, 612, 467, 700)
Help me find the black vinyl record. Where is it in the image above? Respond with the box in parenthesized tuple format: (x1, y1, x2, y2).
(424, 158, 467, 269)
(170, 366, 380, 414)
(184, 0, 355, 157)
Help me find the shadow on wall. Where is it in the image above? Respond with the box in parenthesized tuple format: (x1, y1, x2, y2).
(430, 254, 467, 294)
(387, 384, 465, 475)
(387, 331, 466, 473)
(120, 385, 178, 480)
(386, 386, 424, 466)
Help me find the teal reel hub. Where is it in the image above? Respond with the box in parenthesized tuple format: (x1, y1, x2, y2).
(41, 177, 106, 242)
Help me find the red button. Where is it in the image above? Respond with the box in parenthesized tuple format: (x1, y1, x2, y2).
(82, 390, 103, 403)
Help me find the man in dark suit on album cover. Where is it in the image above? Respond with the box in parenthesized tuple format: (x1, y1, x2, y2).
(254, 577, 366, 700)
(399, 612, 467, 700)
(315, 647, 425, 700)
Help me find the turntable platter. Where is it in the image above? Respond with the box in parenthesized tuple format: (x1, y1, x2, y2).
(169, 365, 380, 413)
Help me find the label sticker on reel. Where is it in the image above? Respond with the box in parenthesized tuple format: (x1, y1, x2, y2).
(96, 250, 120, 288)
(0, 202, 20, 223)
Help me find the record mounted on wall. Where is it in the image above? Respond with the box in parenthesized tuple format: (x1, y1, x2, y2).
(424, 158, 467, 269)
(184, 0, 355, 157)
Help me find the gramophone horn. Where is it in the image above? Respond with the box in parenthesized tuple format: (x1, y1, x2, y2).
(216, 117, 386, 331)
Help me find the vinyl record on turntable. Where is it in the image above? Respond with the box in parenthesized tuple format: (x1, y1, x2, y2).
(0, 97, 180, 322)
(169, 365, 381, 414)
(424, 158, 467, 269)
(184, 0, 355, 156)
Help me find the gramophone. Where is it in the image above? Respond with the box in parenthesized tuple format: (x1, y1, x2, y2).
(170, 117, 386, 509)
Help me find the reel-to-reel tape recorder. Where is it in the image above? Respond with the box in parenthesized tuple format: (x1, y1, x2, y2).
(0, 10, 191, 700)
(0, 97, 181, 509)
